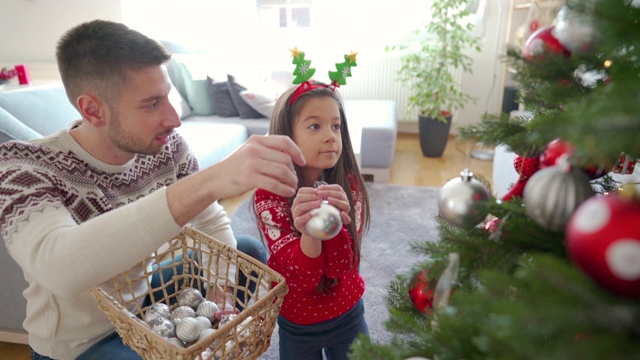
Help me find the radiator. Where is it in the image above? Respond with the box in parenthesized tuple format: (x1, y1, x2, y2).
(337, 56, 463, 123)
(23, 63, 61, 81)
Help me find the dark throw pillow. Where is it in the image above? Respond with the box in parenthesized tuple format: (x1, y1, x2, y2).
(207, 77, 240, 117)
(226, 74, 266, 119)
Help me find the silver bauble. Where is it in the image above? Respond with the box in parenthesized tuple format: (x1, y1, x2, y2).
(177, 287, 205, 310)
(169, 305, 196, 325)
(305, 201, 342, 240)
(523, 160, 594, 232)
(143, 302, 171, 325)
(150, 317, 175, 338)
(438, 169, 491, 228)
(166, 337, 185, 348)
(176, 317, 201, 342)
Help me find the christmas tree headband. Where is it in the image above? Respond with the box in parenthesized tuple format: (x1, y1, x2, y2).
(288, 47, 358, 106)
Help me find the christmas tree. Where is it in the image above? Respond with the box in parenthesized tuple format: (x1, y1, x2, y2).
(350, 1, 640, 359)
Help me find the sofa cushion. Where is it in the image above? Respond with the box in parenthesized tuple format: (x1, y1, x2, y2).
(226, 74, 265, 119)
(175, 120, 248, 169)
(238, 78, 286, 118)
(0, 83, 80, 138)
(207, 78, 240, 117)
(0, 107, 42, 143)
(169, 83, 192, 119)
(168, 58, 216, 116)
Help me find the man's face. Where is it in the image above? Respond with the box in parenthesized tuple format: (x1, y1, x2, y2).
(106, 65, 181, 158)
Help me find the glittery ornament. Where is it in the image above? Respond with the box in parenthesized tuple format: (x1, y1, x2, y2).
(169, 305, 196, 325)
(166, 337, 185, 348)
(196, 300, 219, 321)
(502, 155, 540, 202)
(566, 192, 640, 298)
(438, 169, 491, 228)
(218, 313, 238, 328)
(215, 340, 237, 360)
(305, 200, 342, 240)
(524, 160, 594, 231)
(143, 303, 171, 325)
(177, 287, 205, 310)
(176, 317, 200, 342)
(150, 317, 175, 338)
(408, 269, 434, 314)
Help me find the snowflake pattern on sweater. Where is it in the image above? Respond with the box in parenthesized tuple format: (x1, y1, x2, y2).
(254, 179, 365, 325)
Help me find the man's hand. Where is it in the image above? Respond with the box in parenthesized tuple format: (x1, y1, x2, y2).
(167, 135, 305, 226)
(206, 135, 306, 199)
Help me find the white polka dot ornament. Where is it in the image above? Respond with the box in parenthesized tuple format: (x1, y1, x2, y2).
(566, 188, 640, 299)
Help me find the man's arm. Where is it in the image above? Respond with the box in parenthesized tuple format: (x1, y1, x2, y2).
(166, 135, 305, 227)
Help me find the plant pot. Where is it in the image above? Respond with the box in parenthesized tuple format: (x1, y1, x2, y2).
(418, 113, 452, 157)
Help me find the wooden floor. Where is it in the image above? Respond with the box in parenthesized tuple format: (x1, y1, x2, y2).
(0, 134, 494, 360)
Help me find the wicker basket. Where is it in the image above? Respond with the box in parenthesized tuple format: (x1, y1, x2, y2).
(91, 227, 287, 360)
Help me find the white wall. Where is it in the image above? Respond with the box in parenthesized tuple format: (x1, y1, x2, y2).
(0, 0, 122, 65)
(0, 0, 517, 132)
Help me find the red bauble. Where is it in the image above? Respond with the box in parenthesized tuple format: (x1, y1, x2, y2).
(524, 25, 571, 59)
(540, 139, 574, 168)
(566, 194, 640, 299)
(485, 217, 501, 233)
(502, 155, 541, 201)
(408, 269, 434, 314)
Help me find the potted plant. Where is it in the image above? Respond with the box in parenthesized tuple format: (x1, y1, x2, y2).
(388, 0, 482, 157)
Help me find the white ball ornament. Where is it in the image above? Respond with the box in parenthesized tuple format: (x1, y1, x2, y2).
(438, 169, 491, 228)
(195, 316, 212, 331)
(196, 300, 219, 321)
(305, 200, 343, 240)
(198, 328, 217, 342)
(144, 303, 171, 325)
(166, 337, 185, 348)
(176, 317, 201, 342)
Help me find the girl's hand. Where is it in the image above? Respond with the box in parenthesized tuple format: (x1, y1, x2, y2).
(316, 184, 352, 225)
(291, 187, 322, 236)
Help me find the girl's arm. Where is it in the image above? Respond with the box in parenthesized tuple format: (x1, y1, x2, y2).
(255, 188, 326, 292)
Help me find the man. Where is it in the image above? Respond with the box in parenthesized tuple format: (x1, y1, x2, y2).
(0, 20, 304, 360)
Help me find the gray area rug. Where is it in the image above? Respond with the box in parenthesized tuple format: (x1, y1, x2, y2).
(229, 183, 441, 359)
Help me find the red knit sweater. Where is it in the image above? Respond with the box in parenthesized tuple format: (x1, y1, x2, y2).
(254, 181, 365, 325)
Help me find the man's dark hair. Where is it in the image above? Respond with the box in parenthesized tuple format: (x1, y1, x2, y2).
(56, 19, 171, 109)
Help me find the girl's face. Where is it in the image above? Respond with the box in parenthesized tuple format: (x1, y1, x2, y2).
(292, 96, 343, 184)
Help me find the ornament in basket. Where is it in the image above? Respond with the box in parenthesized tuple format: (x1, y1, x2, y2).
(90, 226, 288, 360)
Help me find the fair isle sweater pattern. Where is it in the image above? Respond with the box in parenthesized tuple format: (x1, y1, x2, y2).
(0, 133, 197, 243)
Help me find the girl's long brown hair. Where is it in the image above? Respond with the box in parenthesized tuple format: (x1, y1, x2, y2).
(252, 82, 371, 294)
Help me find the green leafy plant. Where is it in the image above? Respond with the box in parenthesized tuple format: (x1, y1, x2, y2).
(388, 0, 482, 122)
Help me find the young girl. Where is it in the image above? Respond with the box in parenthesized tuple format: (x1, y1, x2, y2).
(253, 81, 371, 360)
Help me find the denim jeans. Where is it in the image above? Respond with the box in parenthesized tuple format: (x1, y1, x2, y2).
(277, 298, 369, 360)
(30, 234, 267, 360)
